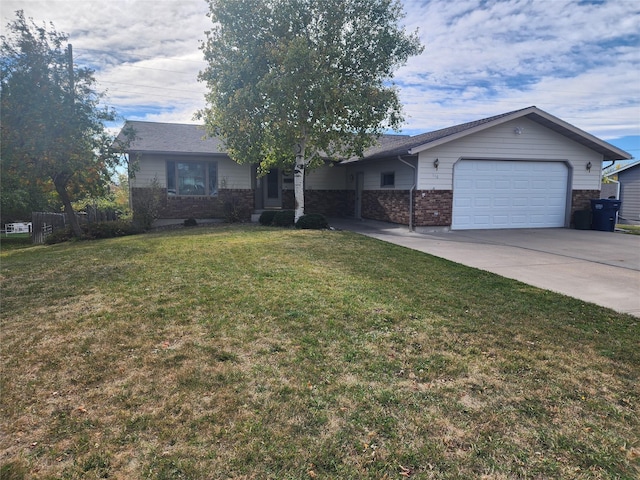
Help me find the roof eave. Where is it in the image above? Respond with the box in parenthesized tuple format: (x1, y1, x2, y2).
(127, 149, 228, 157)
(605, 159, 640, 176)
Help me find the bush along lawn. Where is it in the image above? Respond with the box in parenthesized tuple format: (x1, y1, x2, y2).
(1, 225, 638, 479)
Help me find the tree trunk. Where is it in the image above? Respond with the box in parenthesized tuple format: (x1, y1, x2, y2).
(293, 138, 307, 223)
(53, 175, 82, 238)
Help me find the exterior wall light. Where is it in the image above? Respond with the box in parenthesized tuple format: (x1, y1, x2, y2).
(433, 158, 439, 170)
(514, 127, 524, 135)
(586, 161, 592, 172)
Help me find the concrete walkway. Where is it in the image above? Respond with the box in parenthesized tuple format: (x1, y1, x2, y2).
(330, 218, 640, 317)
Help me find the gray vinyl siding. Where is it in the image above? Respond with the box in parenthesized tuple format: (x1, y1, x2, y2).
(345, 159, 416, 190)
(618, 166, 640, 222)
(293, 163, 348, 190)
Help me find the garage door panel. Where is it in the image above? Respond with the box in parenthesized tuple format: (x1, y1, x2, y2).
(476, 163, 495, 172)
(548, 179, 566, 189)
(454, 196, 472, 208)
(495, 163, 514, 172)
(453, 160, 568, 230)
(511, 217, 528, 226)
(457, 179, 473, 189)
(473, 215, 491, 227)
(474, 198, 492, 207)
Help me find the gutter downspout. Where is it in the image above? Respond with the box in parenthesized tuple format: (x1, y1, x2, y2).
(398, 156, 417, 232)
(609, 179, 621, 224)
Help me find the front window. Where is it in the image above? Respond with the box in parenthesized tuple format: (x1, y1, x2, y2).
(380, 171, 395, 188)
(167, 160, 217, 196)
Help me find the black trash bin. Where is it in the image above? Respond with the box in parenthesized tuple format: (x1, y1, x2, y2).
(590, 199, 622, 232)
(573, 210, 591, 230)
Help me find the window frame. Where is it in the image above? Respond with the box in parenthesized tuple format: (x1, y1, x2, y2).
(166, 160, 218, 197)
(380, 171, 395, 188)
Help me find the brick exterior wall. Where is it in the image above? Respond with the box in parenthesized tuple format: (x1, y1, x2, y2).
(218, 189, 255, 221)
(131, 187, 254, 220)
(358, 190, 453, 227)
(305, 190, 350, 216)
(282, 190, 350, 217)
(571, 189, 600, 225)
(282, 191, 295, 210)
(358, 189, 453, 227)
(572, 190, 600, 212)
(414, 190, 453, 227)
(362, 190, 410, 224)
(133, 186, 592, 228)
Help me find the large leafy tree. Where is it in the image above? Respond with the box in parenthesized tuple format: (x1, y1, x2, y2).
(198, 0, 423, 220)
(1, 11, 125, 237)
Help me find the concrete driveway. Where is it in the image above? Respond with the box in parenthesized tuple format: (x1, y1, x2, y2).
(330, 218, 640, 317)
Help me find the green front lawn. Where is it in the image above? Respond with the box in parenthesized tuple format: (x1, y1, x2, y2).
(617, 224, 640, 235)
(1, 226, 638, 479)
(0, 233, 32, 251)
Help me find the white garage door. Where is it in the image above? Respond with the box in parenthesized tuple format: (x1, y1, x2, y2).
(452, 160, 568, 230)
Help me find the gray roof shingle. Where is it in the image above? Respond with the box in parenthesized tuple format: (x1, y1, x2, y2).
(123, 121, 226, 155)
(119, 106, 631, 162)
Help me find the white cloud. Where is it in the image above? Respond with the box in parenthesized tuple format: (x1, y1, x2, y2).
(2, 0, 639, 144)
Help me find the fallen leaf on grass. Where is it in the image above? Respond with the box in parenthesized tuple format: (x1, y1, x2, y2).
(399, 464, 413, 477)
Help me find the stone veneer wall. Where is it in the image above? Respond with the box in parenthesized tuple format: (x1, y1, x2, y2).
(131, 187, 253, 220)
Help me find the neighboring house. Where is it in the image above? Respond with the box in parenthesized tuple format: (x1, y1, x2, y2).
(605, 161, 640, 224)
(600, 182, 618, 200)
(119, 106, 631, 230)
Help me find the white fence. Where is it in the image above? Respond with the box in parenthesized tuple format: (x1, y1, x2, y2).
(4, 222, 32, 234)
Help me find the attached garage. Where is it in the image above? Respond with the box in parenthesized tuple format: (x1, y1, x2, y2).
(452, 160, 569, 230)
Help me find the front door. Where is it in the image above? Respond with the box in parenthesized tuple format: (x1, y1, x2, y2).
(263, 168, 282, 209)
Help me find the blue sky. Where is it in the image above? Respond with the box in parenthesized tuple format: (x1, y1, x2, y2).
(3, 0, 639, 162)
